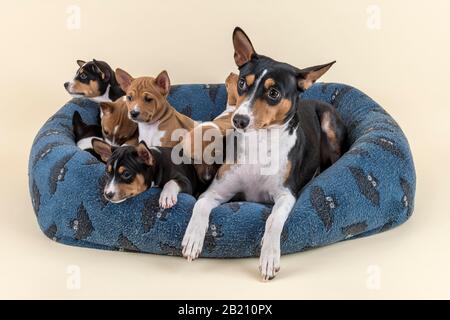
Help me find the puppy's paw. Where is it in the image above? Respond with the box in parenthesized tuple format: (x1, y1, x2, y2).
(159, 191, 178, 209)
(259, 237, 281, 281)
(181, 218, 208, 262)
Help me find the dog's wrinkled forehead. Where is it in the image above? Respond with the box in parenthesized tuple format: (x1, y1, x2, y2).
(239, 56, 299, 93)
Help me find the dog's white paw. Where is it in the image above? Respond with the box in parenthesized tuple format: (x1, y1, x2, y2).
(159, 180, 179, 209)
(259, 237, 281, 281)
(181, 218, 208, 262)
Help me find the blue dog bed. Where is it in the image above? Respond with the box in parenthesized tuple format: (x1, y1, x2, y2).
(28, 83, 415, 257)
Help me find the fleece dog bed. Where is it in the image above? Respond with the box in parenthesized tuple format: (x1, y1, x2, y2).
(28, 83, 415, 257)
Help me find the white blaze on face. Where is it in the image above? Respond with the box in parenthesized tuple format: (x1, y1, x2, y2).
(233, 69, 268, 129)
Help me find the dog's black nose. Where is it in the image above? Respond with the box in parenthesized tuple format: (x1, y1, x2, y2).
(64, 82, 69, 89)
(104, 191, 115, 200)
(233, 114, 250, 129)
(130, 110, 140, 119)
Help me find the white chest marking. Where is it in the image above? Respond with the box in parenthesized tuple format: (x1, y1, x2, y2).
(138, 121, 165, 147)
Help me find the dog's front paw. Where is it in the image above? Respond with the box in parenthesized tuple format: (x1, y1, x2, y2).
(181, 218, 208, 262)
(159, 190, 177, 209)
(259, 237, 281, 281)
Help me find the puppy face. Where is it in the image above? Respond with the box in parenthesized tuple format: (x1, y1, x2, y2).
(115, 69, 171, 123)
(231, 27, 335, 131)
(65, 60, 111, 98)
(100, 99, 138, 146)
(92, 140, 155, 203)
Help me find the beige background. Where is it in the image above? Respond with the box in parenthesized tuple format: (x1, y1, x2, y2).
(1, 0, 449, 299)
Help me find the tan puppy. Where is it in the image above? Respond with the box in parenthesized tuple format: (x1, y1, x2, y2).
(115, 69, 196, 148)
(100, 99, 138, 146)
(181, 73, 239, 181)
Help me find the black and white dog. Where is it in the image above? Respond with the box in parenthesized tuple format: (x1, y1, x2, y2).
(181, 27, 346, 280)
(64, 59, 124, 102)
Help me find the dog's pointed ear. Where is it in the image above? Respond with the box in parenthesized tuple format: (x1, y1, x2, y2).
(155, 70, 171, 95)
(297, 61, 336, 91)
(136, 141, 155, 166)
(115, 68, 134, 92)
(232, 27, 256, 67)
(77, 60, 86, 67)
(100, 102, 114, 115)
(92, 138, 113, 163)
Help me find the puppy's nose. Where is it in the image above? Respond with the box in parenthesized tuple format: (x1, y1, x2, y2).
(233, 114, 250, 129)
(64, 82, 69, 89)
(130, 110, 140, 119)
(104, 191, 115, 200)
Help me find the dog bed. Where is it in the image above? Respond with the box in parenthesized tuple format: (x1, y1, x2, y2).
(28, 83, 416, 257)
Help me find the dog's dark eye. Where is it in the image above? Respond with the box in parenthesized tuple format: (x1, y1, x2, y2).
(238, 78, 247, 90)
(126, 95, 132, 101)
(121, 170, 132, 180)
(268, 88, 281, 101)
(144, 96, 153, 103)
(80, 73, 87, 80)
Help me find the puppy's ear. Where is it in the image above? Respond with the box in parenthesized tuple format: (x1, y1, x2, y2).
(92, 59, 110, 81)
(297, 61, 336, 91)
(225, 72, 239, 106)
(232, 27, 256, 67)
(92, 138, 113, 163)
(77, 60, 86, 67)
(136, 142, 155, 166)
(115, 68, 134, 92)
(100, 102, 114, 116)
(72, 111, 85, 139)
(155, 70, 170, 95)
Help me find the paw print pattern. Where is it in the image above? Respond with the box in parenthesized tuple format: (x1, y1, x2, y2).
(400, 177, 413, 218)
(205, 84, 221, 104)
(116, 234, 140, 252)
(159, 242, 182, 256)
(310, 186, 337, 231)
(227, 202, 241, 213)
(49, 152, 75, 195)
(204, 223, 224, 253)
(31, 179, 41, 216)
(83, 158, 101, 166)
(34, 128, 73, 144)
(341, 221, 368, 239)
(346, 147, 370, 158)
(360, 136, 406, 160)
(349, 166, 380, 206)
(44, 224, 58, 241)
(380, 219, 396, 232)
(142, 196, 170, 233)
(32, 142, 68, 168)
(43, 113, 73, 126)
(330, 87, 353, 108)
(70, 203, 94, 241)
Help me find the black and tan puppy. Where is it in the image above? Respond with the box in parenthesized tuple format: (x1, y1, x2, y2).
(72, 111, 103, 161)
(65, 59, 125, 102)
(181, 27, 347, 280)
(92, 139, 205, 208)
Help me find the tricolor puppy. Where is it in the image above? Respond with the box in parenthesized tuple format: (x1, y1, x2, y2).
(182, 27, 346, 280)
(181, 72, 239, 182)
(115, 69, 196, 148)
(64, 59, 125, 102)
(72, 111, 103, 161)
(92, 140, 204, 208)
(99, 99, 139, 147)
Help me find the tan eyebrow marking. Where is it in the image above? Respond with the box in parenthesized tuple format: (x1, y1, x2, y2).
(245, 74, 255, 86)
(264, 78, 275, 89)
(118, 166, 125, 174)
(107, 165, 112, 173)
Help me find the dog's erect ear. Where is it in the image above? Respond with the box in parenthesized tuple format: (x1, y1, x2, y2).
(155, 70, 171, 95)
(92, 138, 113, 163)
(297, 61, 336, 91)
(232, 27, 256, 67)
(77, 60, 86, 67)
(100, 102, 114, 115)
(115, 68, 134, 92)
(136, 142, 155, 166)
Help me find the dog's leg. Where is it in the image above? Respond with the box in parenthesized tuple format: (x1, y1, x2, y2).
(182, 174, 238, 261)
(159, 180, 180, 209)
(260, 191, 296, 281)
